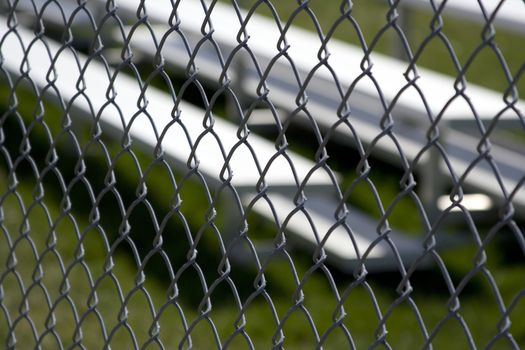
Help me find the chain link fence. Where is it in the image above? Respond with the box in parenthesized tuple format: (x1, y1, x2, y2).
(1, 0, 524, 348)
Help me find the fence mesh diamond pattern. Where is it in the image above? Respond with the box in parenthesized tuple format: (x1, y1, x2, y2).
(1, 0, 524, 348)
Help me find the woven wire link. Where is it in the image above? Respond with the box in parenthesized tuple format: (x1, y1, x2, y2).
(0, 0, 524, 348)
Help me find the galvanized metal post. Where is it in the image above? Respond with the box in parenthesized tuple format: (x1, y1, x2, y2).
(419, 119, 449, 222)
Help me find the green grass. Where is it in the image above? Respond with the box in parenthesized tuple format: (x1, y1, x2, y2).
(1, 100, 525, 348)
(2, 170, 525, 348)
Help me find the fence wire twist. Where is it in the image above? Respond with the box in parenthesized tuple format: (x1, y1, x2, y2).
(0, 0, 524, 349)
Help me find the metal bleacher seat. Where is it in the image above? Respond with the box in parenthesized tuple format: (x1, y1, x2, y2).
(0, 17, 426, 272)
(112, 0, 525, 214)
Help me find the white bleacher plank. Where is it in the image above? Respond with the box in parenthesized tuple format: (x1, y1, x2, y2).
(245, 192, 425, 271)
(1, 17, 428, 271)
(0, 19, 333, 192)
(11, 0, 525, 125)
(116, 0, 525, 211)
(250, 193, 387, 261)
(400, 0, 525, 35)
(121, 0, 523, 123)
(19, 0, 516, 215)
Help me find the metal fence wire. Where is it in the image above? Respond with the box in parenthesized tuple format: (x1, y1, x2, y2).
(1, 0, 524, 348)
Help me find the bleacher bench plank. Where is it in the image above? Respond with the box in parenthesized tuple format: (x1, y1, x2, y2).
(0, 19, 333, 192)
(117, 0, 525, 212)
(1, 19, 428, 271)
